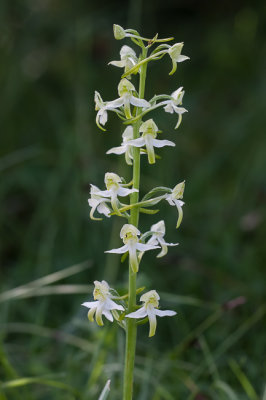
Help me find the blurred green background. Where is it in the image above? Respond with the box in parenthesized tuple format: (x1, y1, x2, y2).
(1, 0, 266, 399)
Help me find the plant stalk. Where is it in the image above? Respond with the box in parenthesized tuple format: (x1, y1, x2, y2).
(123, 47, 148, 400)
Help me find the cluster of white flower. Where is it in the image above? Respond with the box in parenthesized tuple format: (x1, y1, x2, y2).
(82, 281, 176, 337)
(83, 24, 189, 338)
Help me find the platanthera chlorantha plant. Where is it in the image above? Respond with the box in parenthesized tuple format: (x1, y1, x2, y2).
(83, 24, 189, 400)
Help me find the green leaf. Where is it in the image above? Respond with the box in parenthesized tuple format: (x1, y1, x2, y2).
(214, 380, 238, 400)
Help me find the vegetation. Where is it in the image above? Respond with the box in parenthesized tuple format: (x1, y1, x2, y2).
(0, 1, 265, 399)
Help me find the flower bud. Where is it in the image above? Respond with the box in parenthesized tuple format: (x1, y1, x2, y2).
(113, 24, 126, 40)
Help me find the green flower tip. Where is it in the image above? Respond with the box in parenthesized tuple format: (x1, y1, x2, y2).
(113, 24, 126, 40)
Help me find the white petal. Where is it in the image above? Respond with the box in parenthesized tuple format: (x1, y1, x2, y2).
(155, 309, 177, 317)
(82, 301, 99, 309)
(136, 243, 160, 252)
(127, 138, 145, 147)
(96, 189, 112, 198)
(108, 60, 126, 68)
(117, 187, 138, 197)
(102, 309, 114, 322)
(106, 98, 124, 109)
(98, 109, 108, 125)
(173, 106, 187, 115)
(105, 244, 129, 254)
(151, 139, 175, 148)
(88, 198, 99, 208)
(177, 55, 190, 62)
(106, 298, 124, 311)
(97, 203, 110, 217)
(164, 103, 174, 114)
(106, 145, 127, 155)
(130, 96, 151, 108)
(126, 307, 147, 319)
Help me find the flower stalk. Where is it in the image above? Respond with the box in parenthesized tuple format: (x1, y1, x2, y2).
(123, 46, 148, 400)
(84, 24, 189, 400)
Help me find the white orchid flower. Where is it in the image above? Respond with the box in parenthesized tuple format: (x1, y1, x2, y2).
(163, 87, 188, 129)
(82, 280, 124, 326)
(96, 172, 138, 215)
(109, 45, 138, 76)
(165, 181, 185, 228)
(105, 224, 159, 273)
(126, 290, 176, 337)
(146, 220, 179, 258)
(88, 184, 111, 220)
(94, 91, 109, 127)
(106, 126, 134, 165)
(106, 79, 150, 119)
(127, 119, 175, 164)
(168, 42, 190, 75)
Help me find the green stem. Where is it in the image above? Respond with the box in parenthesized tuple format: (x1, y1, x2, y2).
(123, 47, 148, 400)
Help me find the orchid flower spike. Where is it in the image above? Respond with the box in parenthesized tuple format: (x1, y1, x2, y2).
(109, 45, 138, 77)
(106, 79, 150, 119)
(95, 172, 137, 215)
(168, 42, 190, 75)
(163, 87, 188, 129)
(147, 220, 179, 257)
(126, 290, 176, 337)
(88, 184, 111, 220)
(165, 181, 185, 228)
(82, 280, 124, 326)
(106, 126, 134, 165)
(105, 224, 159, 273)
(127, 119, 175, 164)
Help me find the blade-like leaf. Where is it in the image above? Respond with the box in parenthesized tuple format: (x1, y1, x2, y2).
(98, 380, 111, 400)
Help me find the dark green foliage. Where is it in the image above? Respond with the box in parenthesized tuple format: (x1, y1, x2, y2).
(0, 0, 265, 398)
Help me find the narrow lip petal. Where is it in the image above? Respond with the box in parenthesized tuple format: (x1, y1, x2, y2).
(147, 308, 157, 337)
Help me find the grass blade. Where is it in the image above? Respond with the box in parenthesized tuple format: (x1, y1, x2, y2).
(98, 379, 111, 400)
